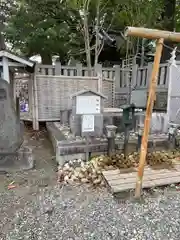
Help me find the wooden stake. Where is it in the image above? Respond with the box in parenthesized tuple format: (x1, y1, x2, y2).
(135, 38, 164, 198)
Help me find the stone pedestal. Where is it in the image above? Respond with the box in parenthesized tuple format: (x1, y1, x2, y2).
(70, 114, 81, 136)
(0, 146, 34, 172)
(106, 125, 117, 156)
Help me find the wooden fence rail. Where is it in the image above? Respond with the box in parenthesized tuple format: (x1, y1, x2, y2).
(36, 62, 169, 90)
(14, 62, 170, 129)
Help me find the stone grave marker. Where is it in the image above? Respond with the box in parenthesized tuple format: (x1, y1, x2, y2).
(70, 89, 107, 137)
(0, 78, 32, 171)
(0, 78, 23, 154)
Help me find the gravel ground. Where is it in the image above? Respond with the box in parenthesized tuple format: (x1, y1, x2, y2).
(1, 126, 180, 240)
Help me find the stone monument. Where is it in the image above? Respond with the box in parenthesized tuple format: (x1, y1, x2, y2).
(70, 89, 107, 137)
(0, 78, 33, 171)
(0, 79, 23, 152)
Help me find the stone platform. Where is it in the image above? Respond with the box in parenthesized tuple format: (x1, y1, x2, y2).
(46, 122, 169, 166)
(0, 145, 34, 173)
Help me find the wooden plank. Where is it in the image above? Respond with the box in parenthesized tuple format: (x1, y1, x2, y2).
(102, 168, 136, 176)
(103, 165, 180, 179)
(112, 175, 180, 193)
(108, 171, 180, 186)
(102, 163, 180, 194)
(103, 169, 179, 183)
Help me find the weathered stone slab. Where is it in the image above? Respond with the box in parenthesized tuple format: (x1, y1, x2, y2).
(0, 146, 34, 172)
(147, 91, 167, 110)
(47, 122, 170, 166)
(57, 141, 108, 155)
(0, 79, 23, 153)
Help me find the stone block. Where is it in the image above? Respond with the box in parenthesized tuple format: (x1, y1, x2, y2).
(0, 79, 23, 154)
(0, 146, 34, 172)
(81, 114, 104, 138)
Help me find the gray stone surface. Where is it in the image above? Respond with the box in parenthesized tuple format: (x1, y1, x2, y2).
(47, 122, 170, 166)
(0, 146, 34, 172)
(0, 79, 23, 154)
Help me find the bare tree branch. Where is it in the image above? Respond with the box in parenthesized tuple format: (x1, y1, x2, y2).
(83, 0, 92, 70)
(106, 4, 120, 32)
(97, 40, 104, 57)
(94, 0, 100, 66)
(100, 0, 110, 13)
(69, 44, 96, 56)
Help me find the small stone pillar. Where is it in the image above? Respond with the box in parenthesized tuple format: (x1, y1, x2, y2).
(168, 123, 180, 149)
(60, 110, 69, 125)
(106, 125, 117, 157)
(137, 123, 144, 151)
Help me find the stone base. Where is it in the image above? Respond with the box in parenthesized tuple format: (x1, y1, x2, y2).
(46, 122, 170, 166)
(0, 146, 34, 172)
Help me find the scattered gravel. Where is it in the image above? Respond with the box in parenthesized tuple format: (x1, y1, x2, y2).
(2, 184, 180, 240)
(1, 127, 180, 240)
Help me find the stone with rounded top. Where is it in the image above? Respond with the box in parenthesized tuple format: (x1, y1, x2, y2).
(0, 78, 23, 154)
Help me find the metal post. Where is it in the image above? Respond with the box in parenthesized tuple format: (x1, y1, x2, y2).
(123, 126, 130, 157)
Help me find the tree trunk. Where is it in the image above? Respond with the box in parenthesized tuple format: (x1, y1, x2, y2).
(83, 0, 92, 73)
(0, 14, 6, 50)
(0, 33, 5, 50)
(94, 0, 100, 66)
(161, 0, 176, 63)
(84, 12, 92, 71)
(40, 53, 52, 65)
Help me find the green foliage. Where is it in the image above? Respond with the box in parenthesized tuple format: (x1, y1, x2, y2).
(4, 1, 71, 62)
(2, 0, 171, 64)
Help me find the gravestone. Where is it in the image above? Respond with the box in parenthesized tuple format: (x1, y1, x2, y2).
(131, 89, 147, 108)
(147, 91, 167, 110)
(0, 79, 26, 170)
(70, 90, 107, 137)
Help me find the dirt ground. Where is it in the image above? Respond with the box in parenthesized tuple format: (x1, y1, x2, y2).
(0, 124, 57, 238)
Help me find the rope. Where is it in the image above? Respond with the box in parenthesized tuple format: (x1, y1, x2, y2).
(163, 43, 180, 54)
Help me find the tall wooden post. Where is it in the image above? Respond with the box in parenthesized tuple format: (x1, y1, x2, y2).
(124, 26, 180, 198)
(135, 38, 164, 198)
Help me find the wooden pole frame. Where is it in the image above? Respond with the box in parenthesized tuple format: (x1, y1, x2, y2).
(124, 26, 180, 198)
(125, 27, 180, 41)
(135, 38, 164, 198)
